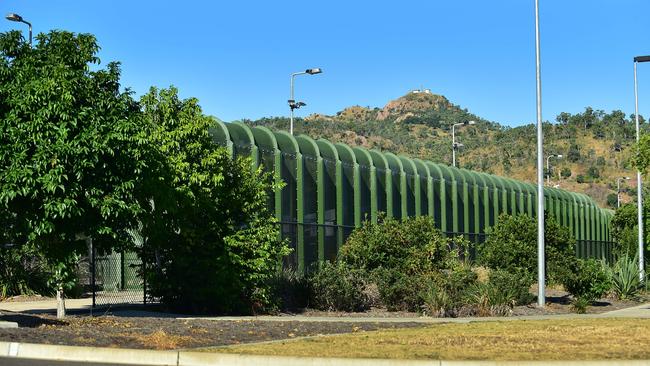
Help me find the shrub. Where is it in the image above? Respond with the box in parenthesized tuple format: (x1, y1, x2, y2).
(268, 268, 310, 312)
(308, 261, 370, 312)
(0, 244, 52, 299)
(339, 215, 458, 275)
(486, 269, 535, 306)
(563, 259, 611, 302)
(372, 268, 428, 312)
(571, 297, 590, 314)
(420, 261, 478, 317)
(480, 214, 577, 285)
(468, 269, 533, 317)
(611, 255, 641, 300)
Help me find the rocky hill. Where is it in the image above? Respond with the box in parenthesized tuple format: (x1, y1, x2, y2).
(244, 91, 647, 208)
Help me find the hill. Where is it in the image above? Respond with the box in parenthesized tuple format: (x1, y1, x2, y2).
(242, 91, 647, 208)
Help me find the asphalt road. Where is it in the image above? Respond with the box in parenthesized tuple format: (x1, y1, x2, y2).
(0, 358, 165, 366)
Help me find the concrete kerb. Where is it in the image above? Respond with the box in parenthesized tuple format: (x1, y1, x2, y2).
(0, 320, 18, 328)
(2, 342, 650, 366)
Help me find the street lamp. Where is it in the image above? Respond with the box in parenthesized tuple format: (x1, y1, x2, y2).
(634, 55, 650, 282)
(451, 120, 475, 167)
(534, 0, 545, 307)
(617, 177, 631, 208)
(545, 154, 563, 185)
(288, 68, 322, 135)
(5, 13, 31, 46)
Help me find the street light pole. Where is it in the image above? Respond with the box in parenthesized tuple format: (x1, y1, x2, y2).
(451, 120, 475, 167)
(617, 177, 630, 208)
(5, 13, 31, 46)
(535, 0, 545, 307)
(545, 154, 562, 185)
(634, 55, 650, 282)
(288, 68, 322, 135)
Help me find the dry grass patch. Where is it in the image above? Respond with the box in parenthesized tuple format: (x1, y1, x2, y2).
(212, 318, 650, 361)
(131, 330, 194, 350)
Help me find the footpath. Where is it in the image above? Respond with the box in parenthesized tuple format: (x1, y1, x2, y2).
(1, 299, 650, 365)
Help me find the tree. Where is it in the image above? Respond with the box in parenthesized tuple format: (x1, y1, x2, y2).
(139, 87, 289, 314)
(0, 31, 158, 316)
(561, 167, 572, 179)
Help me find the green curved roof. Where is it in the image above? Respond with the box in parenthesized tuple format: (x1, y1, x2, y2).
(251, 126, 278, 150)
(227, 121, 255, 147)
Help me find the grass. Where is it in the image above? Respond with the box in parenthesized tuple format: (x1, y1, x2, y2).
(209, 318, 650, 361)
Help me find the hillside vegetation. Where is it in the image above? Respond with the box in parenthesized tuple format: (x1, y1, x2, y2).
(243, 92, 647, 208)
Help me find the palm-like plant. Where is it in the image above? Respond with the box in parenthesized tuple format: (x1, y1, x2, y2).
(611, 254, 641, 300)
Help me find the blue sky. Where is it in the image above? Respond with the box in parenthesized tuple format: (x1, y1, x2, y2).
(2, 1, 649, 127)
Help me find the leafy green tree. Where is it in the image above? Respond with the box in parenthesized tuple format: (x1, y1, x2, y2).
(561, 167, 572, 179)
(606, 193, 618, 208)
(480, 214, 577, 285)
(0, 30, 158, 315)
(139, 87, 289, 314)
(587, 166, 600, 179)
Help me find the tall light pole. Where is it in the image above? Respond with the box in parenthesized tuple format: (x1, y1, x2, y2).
(545, 154, 562, 185)
(534, 0, 545, 307)
(288, 68, 322, 135)
(634, 55, 650, 282)
(5, 13, 31, 46)
(452, 120, 476, 167)
(617, 177, 631, 208)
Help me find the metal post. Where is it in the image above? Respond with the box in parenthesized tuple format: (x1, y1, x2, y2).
(452, 124, 457, 167)
(634, 60, 645, 282)
(546, 156, 551, 185)
(290, 74, 296, 135)
(535, 0, 545, 307)
(89, 237, 95, 312)
(26, 21, 31, 46)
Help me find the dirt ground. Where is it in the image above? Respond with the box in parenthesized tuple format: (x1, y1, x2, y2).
(0, 312, 425, 350)
(0, 289, 647, 351)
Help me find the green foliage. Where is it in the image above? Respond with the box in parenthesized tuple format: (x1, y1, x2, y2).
(567, 143, 582, 162)
(485, 269, 534, 306)
(419, 262, 478, 317)
(571, 297, 590, 314)
(0, 30, 162, 297)
(371, 268, 429, 312)
(563, 259, 611, 302)
(0, 244, 51, 298)
(587, 166, 600, 179)
(139, 87, 289, 314)
(480, 214, 577, 285)
(339, 215, 460, 275)
(606, 193, 618, 208)
(267, 269, 310, 312)
(561, 167, 572, 178)
(610, 254, 641, 300)
(308, 261, 370, 312)
(610, 203, 650, 258)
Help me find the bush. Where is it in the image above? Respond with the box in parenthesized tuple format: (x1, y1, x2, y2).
(486, 269, 535, 306)
(479, 214, 577, 286)
(340, 215, 458, 275)
(611, 255, 641, 300)
(466, 269, 533, 317)
(563, 259, 611, 302)
(372, 268, 427, 312)
(420, 261, 478, 317)
(308, 261, 370, 312)
(268, 269, 310, 312)
(0, 244, 52, 299)
(571, 297, 590, 314)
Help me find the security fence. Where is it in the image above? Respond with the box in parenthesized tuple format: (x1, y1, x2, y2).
(88, 222, 617, 309)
